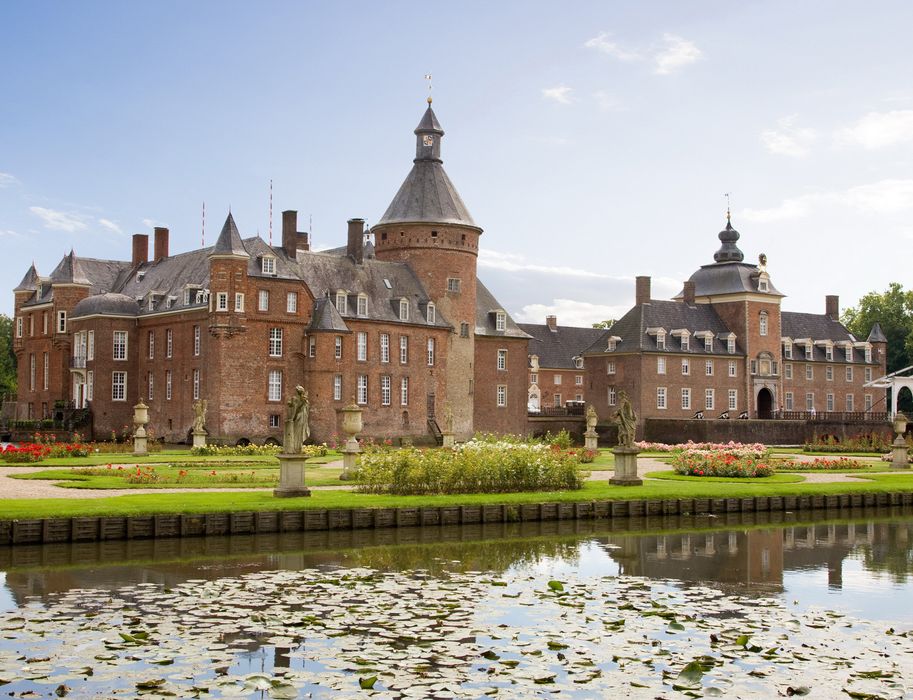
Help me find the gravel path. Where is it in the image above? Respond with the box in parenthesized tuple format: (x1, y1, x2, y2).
(0, 455, 894, 500)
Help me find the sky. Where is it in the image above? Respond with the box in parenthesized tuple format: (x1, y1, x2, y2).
(2, 1, 912, 326)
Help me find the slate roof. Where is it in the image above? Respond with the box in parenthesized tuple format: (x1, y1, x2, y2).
(678, 262, 783, 298)
(475, 281, 530, 339)
(781, 311, 875, 363)
(583, 300, 743, 355)
(14, 264, 39, 292)
(71, 293, 140, 318)
(20, 253, 132, 308)
(49, 250, 91, 285)
(308, 297, 350, 333)
(518, 323, 605, 369)
(868, 322, 887, 343)
(210, 213, 249, 257)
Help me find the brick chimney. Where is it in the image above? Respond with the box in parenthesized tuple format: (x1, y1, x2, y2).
(826, 295, 839, 320)
(635, 276, 651, 306)
(683, 280, 696, 305)
(347, 218, 365, 264)
(546, 315, 558, 332)
(132, 234, 149, 267)
(282, 210, 298, 260)
(153, 227, 169, 261)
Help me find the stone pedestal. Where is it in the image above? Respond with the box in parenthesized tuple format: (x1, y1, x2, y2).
(339, 402, 364, 481)
(341, 449, 358, 481)
(584, 429, 598, 452)
(133, 427, 148, 456)
(610, 446, 642, 486)
(442, 432, 455, 448)
(192, 429, 207, 449)
(891, 437, 910, 469)
(274, 454, 312, 497)
(132, 399, 149, 456)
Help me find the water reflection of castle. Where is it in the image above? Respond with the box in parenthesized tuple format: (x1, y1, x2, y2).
(603, 521, 911, 590)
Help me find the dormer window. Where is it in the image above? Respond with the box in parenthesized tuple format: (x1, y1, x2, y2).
(399, 299, 409, 321)
(865, 346, 872, 363)
(727, 337, 736, 354)
(825, 345, 833, 361)
(495, 311, 506, 332)
(427, 302, 436, 324)
(759, 278, 769, 292)
(845, 346, 854, 362)
(574, 357, 584, 369)
(805, 343, 813, 359)
(784, 340, 793, 359)
(681, 335, 689, 351)
(704, 336, 712, 352)
(606, 336, 621, 352)
(262, 256, 276, 275)
(656, 331, 665, 350)
(357, 294, 368, 317)
(335, 292, 347, 316)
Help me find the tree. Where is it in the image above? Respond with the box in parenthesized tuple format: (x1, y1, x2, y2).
(842, 283, 913, 374)
(592, 319, 616, 330)
(0, 315, 16, 397)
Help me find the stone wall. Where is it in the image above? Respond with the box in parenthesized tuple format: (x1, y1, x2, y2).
(644, 417, 893, 445)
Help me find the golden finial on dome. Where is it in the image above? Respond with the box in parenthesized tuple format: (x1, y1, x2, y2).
(424, 73, 433, 104)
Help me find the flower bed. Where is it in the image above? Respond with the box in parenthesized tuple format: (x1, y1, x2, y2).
(1, 440, 92, 463)
(778, 457, 868, 470)
(190, 444, 283, 457)
(804, 433, 891, 453)
(670, 449, 774, 478)
(72, 464, 274, 485)
(356, 440, 586, 495)
(636, 440, 769, 456)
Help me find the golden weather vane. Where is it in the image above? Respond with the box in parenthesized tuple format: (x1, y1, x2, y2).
(724, 192, 732, 222)
(424, 73, 433, 103)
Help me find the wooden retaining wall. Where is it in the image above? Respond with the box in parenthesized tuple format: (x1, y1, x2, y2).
(2, 491, 912, 547)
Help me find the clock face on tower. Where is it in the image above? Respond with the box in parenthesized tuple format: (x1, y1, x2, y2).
(422, 135, 434, 147)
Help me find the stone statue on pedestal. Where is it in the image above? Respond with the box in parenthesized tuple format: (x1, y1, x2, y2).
(283, 386, 309, 454)
(586, 404, 598, 432)
(192, 399, 207, 433)
(613, 391, 636, 448)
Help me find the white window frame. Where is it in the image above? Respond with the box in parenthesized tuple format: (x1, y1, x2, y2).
(806, 392, 814, 411)
(759, 312, 768, 337)
(165, 329, 172, 358)
(826, 393, 834, 412)
(704, 336, 712, 352)
(308, 335, 315, 358)
(15, 317, 21, 338)
(357, 331, 367, 361)
(656, 386, 667, 410)
(234, 292, 244, 312)
(29, 354, 35, 391)
(258, 289, 269, 312)
(87, 369, 94, 401)
(846, 394, 854, 411)
(554, 374, 562, 385)
(357, 294, 367, 317)
(399, 299, 409, 321)
(785, 391, 793, 410)
(681, 358, 690, 376)
(497, 385, 507, 407)
(865, 347, 872, 363)
(192, 368, 200, 400)
(268, 369, 282, 402)
(113, 330, 128, 361)
(427, 302, 436, 324)
(335, 335, 343, 360)
(846, 366, 853, 382)
(497, 349, 507, 371)
(705, 388, 715, 411)
(379, 333, 390, 363)
(607, 361, 616, 375)
(381, 375, 391, 406)
(42, 352, 48, 390)
(705, 359, 713, 376)
(269, 328, 283, 357)
(261, 256, 275, 275)
(57, 310, 66, 334)
(148, 372, 154, 401)
(148, 331, 155, 360)
(400, 335, 408, 364)
(826, 365, 834, 381)
(495, 311, 506, 332)
(728, 389, 737, 411)
(607, 387, 617, 406)
(727, 337, 736, 354)
(864, 394, 872, 412)
(728, 360, 737, 377)
(336, 292, 348, 316)
(286, 291, 298, 313)
(785, 363, 792, 380)
(806, 364, 813, 380)
(216, 292, 228, 312)
(427, 337, 435, 366)
(193, 325, 201, 356)
(447, 277, 461, 293)
(112, 371, 126, 401)
(333, 374, 342, 401)
(401, 377, 409, 406)
(865, 367, 872, 383)
(357, 375, 368, 405)
(784, 342, 792, 359)
(681, 387, 691, 410)
(166, 369, 172, 400)
(575, 374, 583, 386)
(657, 356, 666, 375)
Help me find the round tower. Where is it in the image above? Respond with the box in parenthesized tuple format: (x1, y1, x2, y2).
(372, 100, 482, 438)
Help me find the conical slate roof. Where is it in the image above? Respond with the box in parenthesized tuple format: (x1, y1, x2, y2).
(50, 250, 91, 285)
(377, 104, 478, 229)
(867, 322, 888, 343)
(308, 297, 350, 333)
(14, 263, 39, 292)
(210, 213, 249, 257)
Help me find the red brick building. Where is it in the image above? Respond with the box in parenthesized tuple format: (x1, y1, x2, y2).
(11, 102, 530, 444)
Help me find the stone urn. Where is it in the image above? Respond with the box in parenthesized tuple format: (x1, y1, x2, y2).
(339, 400, 364, 480)
(892, 412, 909, 469)
(133, 399, 149, 456)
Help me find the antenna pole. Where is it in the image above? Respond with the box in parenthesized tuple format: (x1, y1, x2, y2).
(724, 192, 731, 222)
(201, 201, 205, 247)
(269, 179, 273, 245)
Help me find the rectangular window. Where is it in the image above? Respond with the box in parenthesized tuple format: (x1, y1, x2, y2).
(216, 292, 228, 311)
(29, 354, 35, 391)
(704, 336, 712, 352)
(258, 289, 269, 311)
(427, 303, 436, 324)
(705, 360, 713, 376)
(460, 322, 469, 338)
(399, 299, 409, 321)
(826, 393, 834, 412)
(148, 331, 155, 359)
(865, 347, 873, 363)
(42, 313, 48, 335)
(607, 387, 616, 406)
(286, 292, 297, 313)
(864, 394, 872, 411)
(148, 372, 154, 401)
(269, 414, 280, 428)
(785, 363, 792, 380)
(681, 335, 689, 351)
(496, 312, 506, 331)
(447, 277, 461, 293)
(336, 292, 347, 315)
(784, 343, 793, 359)
(804, 344, 812, 359)
(656, 333, 665, 350)
(728, 360, 737, 377)
(192, 368, 200, 400)
(401, 377, 409, 406)
(806, 393, 814, 411)
(57, 310, 66, 333)
(846, 394, 854, 411)
(28, 315, 33, 337)
(554, 374, 562, 385)
(112, 371, 126, 401)
(727, 337, 735, 354)
(381, 375, 391, 406)
(806, 364, 813, 380)
(400, 336, 408, 364)
(681, 358, 690, 375)
(357, 375, 368, 405)
(268, 369, 282, 401)
(234, 293, 244, 312)
(166, 370, 172, 400)
(308, 336, 316, 358)
(846, 346, 854, 362)
(826, 365, 833, 380)
(269, 328, 283, 357)
(825, 346, 833, 361)
(427, 338, 435, 366)
(113, 330, 128, 360)
(759, 314, 768, 336)
(357, 295, 367, 316)
(656, 387, 667, 409)
(575, 374, 583, 385)
(607, 361, 616, 375)
(681, 387, 691, 410)
(42, 352, 48, 390)
(497, 349, 507, 371)
(380, 333, 390, 363)
(15, 317, 21, 338)
(657, 356, 666, 375)
(728, 389, 737, 411)
(846, 366, 853, 382)
(705, 389, 715, 411)
(553, 393, 562, 407)
(335, 335, 343, 360)
(165, 329, 172, 358)
(87, 370, 94, 401)
(357, 331, 367, 361)
(497, 385, 507, 407)
(785, 391, 794, 411)
(530, 372, 538, 384)
(865, 367, 872, 382)
(333, 375, 342, 401)
(193, 326, 200, 356)
(262, 257, 275, 274)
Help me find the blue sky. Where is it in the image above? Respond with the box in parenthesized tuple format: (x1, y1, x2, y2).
(2, 1, 912, 325)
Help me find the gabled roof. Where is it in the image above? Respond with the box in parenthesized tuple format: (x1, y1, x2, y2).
(781, 312, 856, 343)
(868, 322, 888, 343)
(308, 297, 350, 333)
(583, 300, 742, 355)
(14, 263, 39, 292)
(210, 213, 249, 257)
(49, 250, 91, 285)
(475, 281, 529, 339)
(518, 323, 605, 369)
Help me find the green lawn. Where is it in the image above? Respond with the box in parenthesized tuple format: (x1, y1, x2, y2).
(645, 470, 806, 484)
(2, 474, 913, 520)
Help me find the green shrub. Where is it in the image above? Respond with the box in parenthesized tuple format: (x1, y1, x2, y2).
(355, 440, 586, 495)
(545, 429, 573, 449)
(803, 432, 890, 453)
(190, 444, 282, 457)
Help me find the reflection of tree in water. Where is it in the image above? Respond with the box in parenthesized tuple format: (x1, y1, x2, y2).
(857, 522, 913, 583)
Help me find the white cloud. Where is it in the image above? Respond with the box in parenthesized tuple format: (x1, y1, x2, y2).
(515, 299, 630, 327)
(741, 195, 820, 223)
(541, 85, 574, 104)
(653, 34, 702, 75)
(142, 217, 169, 229)
(583, 32, 641, 61)
(740, 179, 913, 223)
(593, 90, 624, 112)
(0, 172, 18, 188)
(98, 218, 123, 234)
(760, 115, 817, 157)
(836, 110, 913, 149)
(480, 249, 609, 279)
(0, 229, 23, 238)
(29, 206, 87, 232)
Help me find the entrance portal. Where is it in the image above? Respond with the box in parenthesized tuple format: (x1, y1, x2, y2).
(757, 387, 773, 419)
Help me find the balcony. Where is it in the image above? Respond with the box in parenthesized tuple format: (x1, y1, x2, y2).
(70, 355, 87, 369)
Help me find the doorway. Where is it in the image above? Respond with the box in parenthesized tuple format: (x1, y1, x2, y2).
(757, 388, 773, 419)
